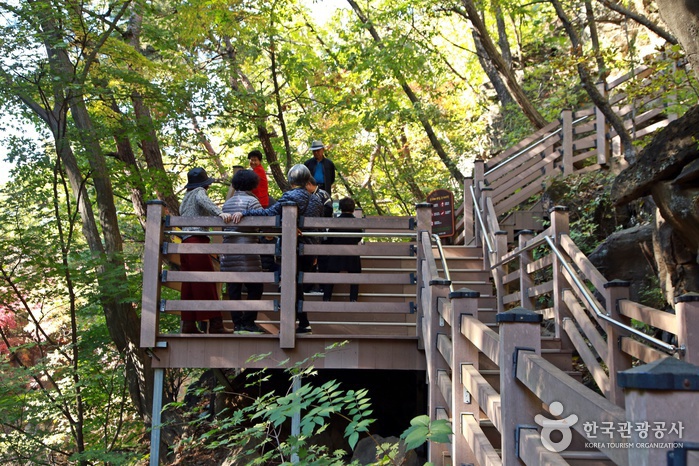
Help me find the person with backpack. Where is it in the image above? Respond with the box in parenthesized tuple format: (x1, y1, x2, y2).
(231, 164, 322, 334)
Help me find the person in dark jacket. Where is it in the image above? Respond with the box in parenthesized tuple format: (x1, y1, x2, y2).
(304, 140, 336, 196)
(305, 177, 333, 293)
(231, 164, 322, 333)
(323, 197, 362, 302)
(221, 169, 265, 333)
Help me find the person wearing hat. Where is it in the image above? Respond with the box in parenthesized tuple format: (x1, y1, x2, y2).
(179, 167, 234, 334)
(304, 139, 336, 197)
(231, 164, 323, 334)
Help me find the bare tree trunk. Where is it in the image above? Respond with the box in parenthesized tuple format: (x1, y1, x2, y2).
(269, 40, 293, 172)
(472, 29, 515, 108)
(109, 119, 148, 228)
(453, 0, 548, 130)
(492, 1, 513, 66)
(223, 37, 290, 191)
(190, 110, 227, 177)
(585, 0, 608, 80)
(390, 132, 425, 201)
(656, 0, 699, 80)
(549, 0, 637, 163)
(599, 0, 678, 45)
(347, 0, 463, 183)
(36, 5, 154, 421)
(127, 11, 180, 215)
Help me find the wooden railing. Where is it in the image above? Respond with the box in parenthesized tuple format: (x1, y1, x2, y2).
(140, 201, 437, 352)
(419, 201, 699, 464)
(417, 62, 699, 465)
(457, 63, 691, 247)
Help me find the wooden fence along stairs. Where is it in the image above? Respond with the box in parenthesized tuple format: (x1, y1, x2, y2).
(141, 64, 699, 465)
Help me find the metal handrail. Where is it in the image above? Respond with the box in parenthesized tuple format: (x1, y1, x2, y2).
(166, 231, 417, 238)
(490, 232, 679, 355)
(469, 185, 495, 254)
(170, 226, 452, 293)
(431, 233, 453, 292)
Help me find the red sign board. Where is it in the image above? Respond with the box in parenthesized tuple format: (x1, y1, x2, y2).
(427, 189, 455, 237)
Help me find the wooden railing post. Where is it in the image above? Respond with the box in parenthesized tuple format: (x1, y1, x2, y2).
(596, 81, 610, 166)
(449, 288, 481, 466)
(675, 293, 699, 364)
(604, 279, 633, 406)
(550, 206, 573, 348)
(416, 203, 433, 351)
(517, 230, 535, 310)
(141, 200, 166, 349)
(497, 307, 543, 466)
(560, 109, 574, 176)
(462, 176, 474, 245)
(618, 358, 699, 465)
(479, 186, 493, 269)
(473, 160, 485, 248)
(279, 203, 298, 349)
(494, 231, 508, 314)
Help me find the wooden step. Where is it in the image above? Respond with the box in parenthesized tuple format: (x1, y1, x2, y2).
(434, 245, 483, 259)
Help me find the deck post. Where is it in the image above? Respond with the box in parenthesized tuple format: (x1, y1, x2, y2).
(560, 109, 574, 176)
(449, 288, 481, 466)
(479, 186, 494, 270)
(416, 203, 432, 351)
(675, 293, 699, 365)
(473, 160, 485, 249)
(517, 230, 535, 310)
(462, 176, 474, 245)
(550, 206, 572, 348)
(280, 203, 298, 349)
(497, 307, 543, 466)
(595, 81, 610, 166)
(603, 279, 633, 406)
(618, 358, 699, 465)
(494, 231, 508, 313)
(141, 201, 166, 349)
(149, 368, 165, 466)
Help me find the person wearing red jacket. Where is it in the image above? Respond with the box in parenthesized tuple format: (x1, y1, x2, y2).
(248, 150, 270, 208)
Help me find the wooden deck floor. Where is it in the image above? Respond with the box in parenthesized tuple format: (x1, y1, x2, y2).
(149, 333, 425, 370)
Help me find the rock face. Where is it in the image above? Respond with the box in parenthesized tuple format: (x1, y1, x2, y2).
(588, 224, 657, 303)
(611, 104, 699, 300)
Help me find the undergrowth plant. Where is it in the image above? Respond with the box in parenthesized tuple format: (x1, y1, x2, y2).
(165, 342, 451, 465)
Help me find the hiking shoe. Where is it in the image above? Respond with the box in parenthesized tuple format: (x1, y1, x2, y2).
(296, 326, 312, 334)
(236, 324, 265, 334)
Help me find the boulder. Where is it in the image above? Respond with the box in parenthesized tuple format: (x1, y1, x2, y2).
(611, 104, 699, 299)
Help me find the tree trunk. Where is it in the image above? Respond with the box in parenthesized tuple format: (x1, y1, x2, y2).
(472, 28, 515, 108)
(454, 0, 548, 130)
(347, 0, 464, 183)
(492, 1, 513, 67)
(127, 11, 181, 215)
(585, 0, 607, 80)
(269, 40, 293, 173)
(656, 0, 699, 80)
(549, 0, 637, 163)
(390, 133, 425, 201)
(223, 37, 290, 191)
(36, 6, 155, 421)
(600, 0, 678, 45)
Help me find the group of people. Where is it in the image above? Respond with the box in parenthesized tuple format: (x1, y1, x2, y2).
(178, 141, 361, 335)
